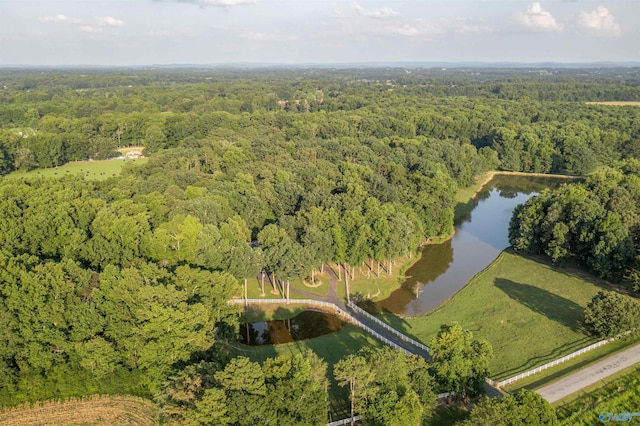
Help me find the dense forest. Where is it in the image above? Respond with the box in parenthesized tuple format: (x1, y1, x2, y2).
(0, 67, 639, 424)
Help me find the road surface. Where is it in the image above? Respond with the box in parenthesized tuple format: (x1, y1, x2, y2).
(536, 342, 640, 403)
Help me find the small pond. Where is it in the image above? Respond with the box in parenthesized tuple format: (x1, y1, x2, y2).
(240, 310, 345, 345)
(376, 175, 567, 317)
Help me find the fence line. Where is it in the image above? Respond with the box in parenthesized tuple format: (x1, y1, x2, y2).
(327, 415, 361, 426)
(496, 337, 616, 387)
(347, 301, 430, 353)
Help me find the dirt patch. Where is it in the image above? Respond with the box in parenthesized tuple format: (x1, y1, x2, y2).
(0, 395, 156, 426)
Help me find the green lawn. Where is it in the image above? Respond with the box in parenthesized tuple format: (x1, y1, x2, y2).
(382, 251, 609, 379)
(3, 158, 148, 181)
(241, 271, 331, 300)
(348, 256, 417, 302)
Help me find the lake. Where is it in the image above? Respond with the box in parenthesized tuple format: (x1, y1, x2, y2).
(240, 310, 345, 345)
(376, 175, 566, 317)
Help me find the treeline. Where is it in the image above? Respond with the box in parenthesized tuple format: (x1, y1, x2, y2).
(1, 69, 640, 174)
(510, 160, 640, 283)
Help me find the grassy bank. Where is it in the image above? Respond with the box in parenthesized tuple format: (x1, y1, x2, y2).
(3, 158, 147, 181)
(347, 256, 417, 302)
(390, 251, 608, 379)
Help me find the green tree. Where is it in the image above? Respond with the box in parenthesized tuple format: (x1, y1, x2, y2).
(459, 390, 557, 426)
(584, 291, 640, 338)
(429, 322, 493, 399)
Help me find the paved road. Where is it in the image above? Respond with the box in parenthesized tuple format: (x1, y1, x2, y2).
(536, 342, 640, 403)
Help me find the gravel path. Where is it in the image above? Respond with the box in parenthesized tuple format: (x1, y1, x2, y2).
(536, 342, 640, 403)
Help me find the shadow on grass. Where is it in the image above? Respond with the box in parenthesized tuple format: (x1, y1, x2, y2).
(495, 336, 594, 381)
(495, 278, 584, 332)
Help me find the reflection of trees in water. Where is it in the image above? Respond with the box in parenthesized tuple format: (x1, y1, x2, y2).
(490, 175, 568, 196)
(377, 240, 454, 313)
(378, 175, 569, 316)
(240, 311, 344, 346)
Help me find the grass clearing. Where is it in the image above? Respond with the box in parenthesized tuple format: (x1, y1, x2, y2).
(0, 395, 156, 426)
(3, 158, 148, 181)
(585, 101, 640, 106)
(554, 365, 640, 425)
(383, 251, 609, 379)
(241, 271, 331, 300)
(348, 256, 418, 302)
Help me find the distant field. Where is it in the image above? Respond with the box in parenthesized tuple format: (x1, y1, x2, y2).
(0, 395, 156, 426)
(585, 101, 640, 106)
(3, 158, 148, 181)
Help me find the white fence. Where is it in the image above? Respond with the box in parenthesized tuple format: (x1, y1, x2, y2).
(348, 301, 430, 353)
(496, 337, 614, 387)
(327, 415, 361, 426)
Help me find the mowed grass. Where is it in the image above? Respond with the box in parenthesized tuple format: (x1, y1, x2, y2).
(0, 395, 156, 426)
(348, 257, 417, 302)
(239, 271, 331, 300)
(3, 158, 147, 181)
(391, 251, 607, 379)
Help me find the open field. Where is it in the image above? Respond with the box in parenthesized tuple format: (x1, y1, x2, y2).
(585, 101, 640, 106)
(3, 158, 148, 181)
(381, 251, 610, 379)
(555, 365, 640, 425)
(0, 395, 156, 426)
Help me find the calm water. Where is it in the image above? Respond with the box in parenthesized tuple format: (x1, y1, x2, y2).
(376, 175, 566, 317)
(240, 310, 345, 345)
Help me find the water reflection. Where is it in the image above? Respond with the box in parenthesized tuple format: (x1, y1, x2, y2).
(377, 175, 566, 317)
(240, 310, 345, 345)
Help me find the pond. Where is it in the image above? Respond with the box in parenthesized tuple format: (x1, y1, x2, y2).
(240, 310, 345, 345)
(376, 175, 567, 317)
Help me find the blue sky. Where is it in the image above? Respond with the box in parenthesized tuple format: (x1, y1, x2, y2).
(1, 0, 638, 65)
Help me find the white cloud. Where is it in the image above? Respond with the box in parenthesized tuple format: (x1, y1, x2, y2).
(79, 26, 102, 33)
(97, 16, 125, 27)
(243, 32, 297, 42)
(516, 3, 562, 32)
(353, 3, 400, 19)
(446, 17, 492, 35)
(391, 24, 420, 37)
(153, 0, 256, 7)
(40, 14, 81, 24)
(578, 6, 621, 36)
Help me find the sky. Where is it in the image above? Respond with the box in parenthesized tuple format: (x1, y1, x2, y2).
(0, 0, 639, 66)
